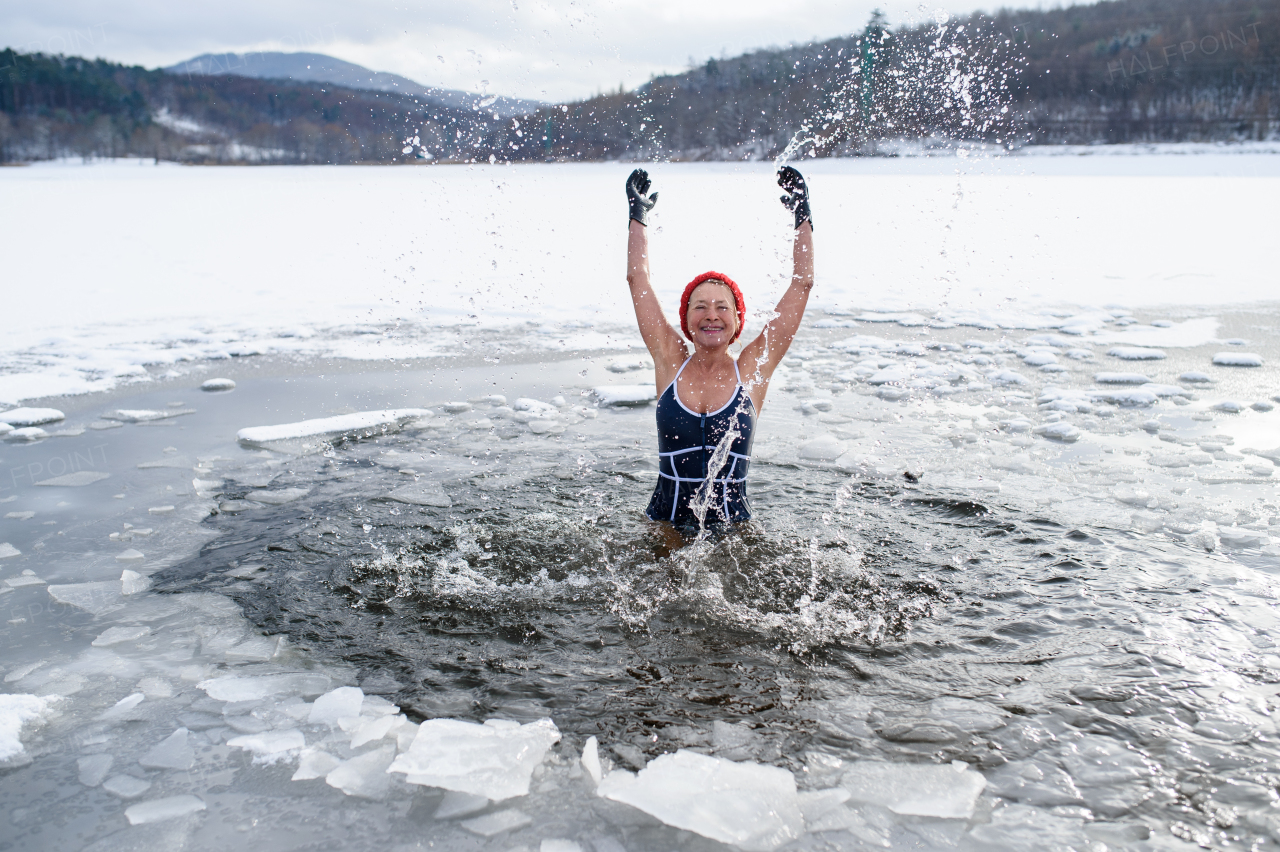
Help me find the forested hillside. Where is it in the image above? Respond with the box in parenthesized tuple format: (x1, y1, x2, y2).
(0, 50, 498, 164)
(1, 0, 1276, 164)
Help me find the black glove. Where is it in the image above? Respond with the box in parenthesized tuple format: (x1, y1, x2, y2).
(778, 166, 813, 230)
(626, 168, 658, 226)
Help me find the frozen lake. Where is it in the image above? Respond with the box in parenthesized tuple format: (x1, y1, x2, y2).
(2, 153, 1279, 851)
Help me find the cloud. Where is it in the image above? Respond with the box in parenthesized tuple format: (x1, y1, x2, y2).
(3, 0, 981, 101)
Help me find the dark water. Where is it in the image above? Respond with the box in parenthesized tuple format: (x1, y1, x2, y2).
(146, 414, 1254, 822)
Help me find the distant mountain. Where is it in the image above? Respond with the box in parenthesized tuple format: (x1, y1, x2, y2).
(165, 51, 543, 119)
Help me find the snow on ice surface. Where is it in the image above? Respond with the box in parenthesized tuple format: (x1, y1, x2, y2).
(596, 750, 803, 852)
(237, 409, 433, 452)
(1214, 352, 1264, 366)
(388, 718, 560, 801)
(0, 407, 64, 426)
(2, 157, 1280, 403)
(1107, 346, 1166, 361)
(592, 385, 657, 406)
(0, 694, 57, 765)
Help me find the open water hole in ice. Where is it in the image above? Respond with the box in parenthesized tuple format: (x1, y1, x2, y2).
(3, 315, 1280, 851)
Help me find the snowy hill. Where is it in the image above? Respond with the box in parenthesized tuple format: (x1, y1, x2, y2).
(165, 51, 543, 119)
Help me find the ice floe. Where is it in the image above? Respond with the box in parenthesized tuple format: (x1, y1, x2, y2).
(592, 385, 656, 406)
(34, 470, 111, 487)
(198, 672, 332, 702)
(200, 378, 236, 391)
(237, 409, 433, 452)
(227, 729, 307, 764)
(388, 717, 560, 800)
(103, 408, 195, 422)
(0, 407, 65, 427)
(1107, 346, 1165, 360)
(842, 760, 987, 819)
(1213, 352, 1263, 367)
(4, 427, 47, 442)
(1094, 372, 1151, 384)
(597, 750, 803, 852)
(124, 794, 206, 825)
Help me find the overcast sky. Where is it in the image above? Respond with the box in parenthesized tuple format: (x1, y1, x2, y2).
(4, 0, 1005, 102)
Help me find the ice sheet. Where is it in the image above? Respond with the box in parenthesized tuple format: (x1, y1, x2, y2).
(3, 160, 1278, 405)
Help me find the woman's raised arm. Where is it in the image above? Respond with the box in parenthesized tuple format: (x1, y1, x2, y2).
(625, 169, 687, 383)
(739, 167, 815, 401)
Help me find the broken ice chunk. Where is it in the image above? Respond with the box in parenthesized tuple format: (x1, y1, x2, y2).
(841, 760, 986, 819)
(1107, 347, 1165, 361)
(1033, 422, 1080, 443)
(308, 686, 364, 727)
(798, 435, 846, 461)
(102, 774, 152, 799)
(592, 385, 656, 407)
(581, 735, 602, 784)
(237, 409, 433, 453)
(387, 482, 452, 508)
(292, 748, 342, 781)
(227, 729, 306, 764)
(34, 470, 111, 487)
(78, 753, 114, 787)
(1212, 352, 1262, 367)
(435, 790, 491, 819)
(103, 409, 195, 423)
(121, 569, 151, 595)
(350, 714, 406, 749)
(250, 487, 310, 505)
(597, 750, 804, 852)
(0, 543, 20, 560)
(1095, 372, 1151, 384)
(92, 625, 151, 647)
(541, 840, 583, 852)
(198, 673, 331, 702)
(124, 795, 206, 825)
(460, 808, 532, 837)
(0, 407, 65, 427)
(4, 427, 47, 442)
(115, 549, 145, 564)
(201, 378, 236, 391)
(326, 744, 396, 799)
(139, 727, 195, 770)
(98, 692, 146, 721)
(388, 717, 560, 801)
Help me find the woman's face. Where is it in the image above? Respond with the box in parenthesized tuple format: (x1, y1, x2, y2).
(686, 281, 738, 348)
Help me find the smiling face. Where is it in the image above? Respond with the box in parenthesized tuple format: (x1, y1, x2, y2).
(685, 280, 739, 348)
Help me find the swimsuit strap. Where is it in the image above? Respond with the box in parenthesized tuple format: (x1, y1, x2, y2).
(733, 358, 742, 387)
(665, 355, 694, 396)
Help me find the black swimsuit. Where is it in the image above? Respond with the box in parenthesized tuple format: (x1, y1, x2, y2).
(646, 357, 757, 526)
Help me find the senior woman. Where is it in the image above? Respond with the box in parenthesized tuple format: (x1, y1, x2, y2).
(624, 166, 815, 528)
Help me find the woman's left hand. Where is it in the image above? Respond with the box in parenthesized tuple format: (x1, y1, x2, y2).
(778, 166, 813, 230)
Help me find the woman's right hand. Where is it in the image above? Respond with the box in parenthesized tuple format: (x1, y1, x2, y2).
(626, 168, 658, 226)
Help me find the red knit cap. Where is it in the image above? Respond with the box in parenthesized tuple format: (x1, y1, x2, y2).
(680, 272, 746, 343)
